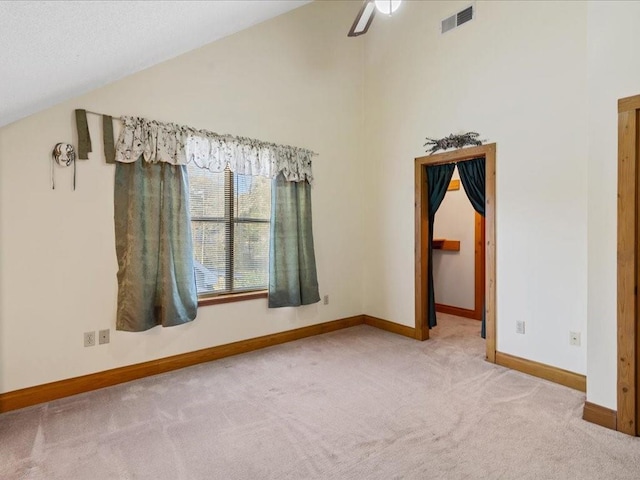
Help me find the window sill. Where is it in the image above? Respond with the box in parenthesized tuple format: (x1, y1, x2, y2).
(197, 290, 268, 307)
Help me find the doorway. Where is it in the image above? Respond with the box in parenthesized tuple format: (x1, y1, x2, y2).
(434, 206, 485, 322)
(414, 144, 497, 362)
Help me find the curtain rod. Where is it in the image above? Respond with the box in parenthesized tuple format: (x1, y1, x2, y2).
(84, 109, 123, 122)
(79, 109, 317, 157)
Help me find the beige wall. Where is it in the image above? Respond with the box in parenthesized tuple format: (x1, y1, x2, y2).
(433, 169, 476, 310)
(586, 1, 640, 409)
(362, 0, 589, 375)
(0, 1, 366, 393)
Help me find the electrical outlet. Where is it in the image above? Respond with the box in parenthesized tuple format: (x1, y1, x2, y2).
(84, 331, 96, 347)
(99, 329, 110, 345)
(516, 321, 525, 335)
(323, 295, 329, 305)
(570, 331, 581, 346)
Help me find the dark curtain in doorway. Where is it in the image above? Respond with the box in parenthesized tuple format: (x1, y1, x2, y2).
(457, 157, 486, 338)
(426, 163, 456, 328)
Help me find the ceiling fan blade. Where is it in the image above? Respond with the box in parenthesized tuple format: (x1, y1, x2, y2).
(348, 0, 376, 37)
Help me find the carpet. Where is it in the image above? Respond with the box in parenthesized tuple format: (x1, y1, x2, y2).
(2, 314, 640, 479)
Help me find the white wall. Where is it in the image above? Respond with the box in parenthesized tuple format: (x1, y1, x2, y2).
(586, 1, 640, 409)
(0, 1, 366, 393)
(363, 0, 588, 375)
(433, 169, 476, 310)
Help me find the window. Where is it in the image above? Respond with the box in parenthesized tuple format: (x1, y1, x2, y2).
(188, 164, 271, 297)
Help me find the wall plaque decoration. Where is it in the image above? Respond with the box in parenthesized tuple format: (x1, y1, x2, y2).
(51, 142, 76, 190)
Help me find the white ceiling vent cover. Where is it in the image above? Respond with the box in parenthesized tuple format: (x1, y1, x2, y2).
(441, 5, 474, 34)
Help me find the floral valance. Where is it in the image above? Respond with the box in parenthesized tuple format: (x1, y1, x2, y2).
(115, 116, 315, 183)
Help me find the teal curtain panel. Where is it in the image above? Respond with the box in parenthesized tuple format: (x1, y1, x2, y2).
(114, 160, 197, 331)
(268, 173, 320, 308)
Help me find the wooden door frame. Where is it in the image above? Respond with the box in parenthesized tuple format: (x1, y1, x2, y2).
(414, 143, 497, 362)
(617, 94, 640, 435)
(435, 211, 485, 321)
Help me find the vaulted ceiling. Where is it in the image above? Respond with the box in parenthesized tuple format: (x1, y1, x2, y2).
(0, 0, 311, 127)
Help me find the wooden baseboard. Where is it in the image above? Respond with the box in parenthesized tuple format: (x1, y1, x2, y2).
(363, 315, 416, 339)
(0, 315, 365, 413)
(583, 401, 617, 431)
(495, 351, 586, 392)
(435, 303, 481, 321)
(10, 315, 589, 414)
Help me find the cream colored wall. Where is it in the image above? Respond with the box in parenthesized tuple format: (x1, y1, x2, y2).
(433, 169, 475, 310)
(0, 1, 366, 393)
(363, 0, 588, 375)
(586, 1, 640, 410)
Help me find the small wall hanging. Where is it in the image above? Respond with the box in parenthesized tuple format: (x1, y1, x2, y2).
(51, 142, 76, 190)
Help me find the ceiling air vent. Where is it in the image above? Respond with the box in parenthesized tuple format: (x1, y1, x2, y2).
(441, 4, 474, 34)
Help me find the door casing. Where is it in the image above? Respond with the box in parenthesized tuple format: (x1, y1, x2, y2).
(414, 143, 497, 362)
(617, 94, 640, 435)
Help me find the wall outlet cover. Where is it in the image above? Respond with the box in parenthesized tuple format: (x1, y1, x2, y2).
(99, 329, 110, 345)
(516, 321, 525, 335)
(84, 331, 96, 347)
(570, 331, 581, 346)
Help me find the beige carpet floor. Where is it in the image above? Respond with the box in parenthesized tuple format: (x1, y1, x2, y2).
(2, 313, 640, 479)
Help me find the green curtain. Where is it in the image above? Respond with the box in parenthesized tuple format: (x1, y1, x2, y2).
(426, 163, 456, 328)
(114, 160, 197, 331)
(268, 173, 320, 308)
(457, 157, 486, 338)
(458, 158, 485, 215)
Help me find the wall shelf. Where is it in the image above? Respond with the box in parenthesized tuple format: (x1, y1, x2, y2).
(432, 238, 460, 251)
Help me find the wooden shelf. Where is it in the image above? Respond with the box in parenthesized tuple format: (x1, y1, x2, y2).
(433, 238, 460, 251)
(448, 179, 460, 191)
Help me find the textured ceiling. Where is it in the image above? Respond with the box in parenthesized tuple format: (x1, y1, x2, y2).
(0, 0, 311, 127)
